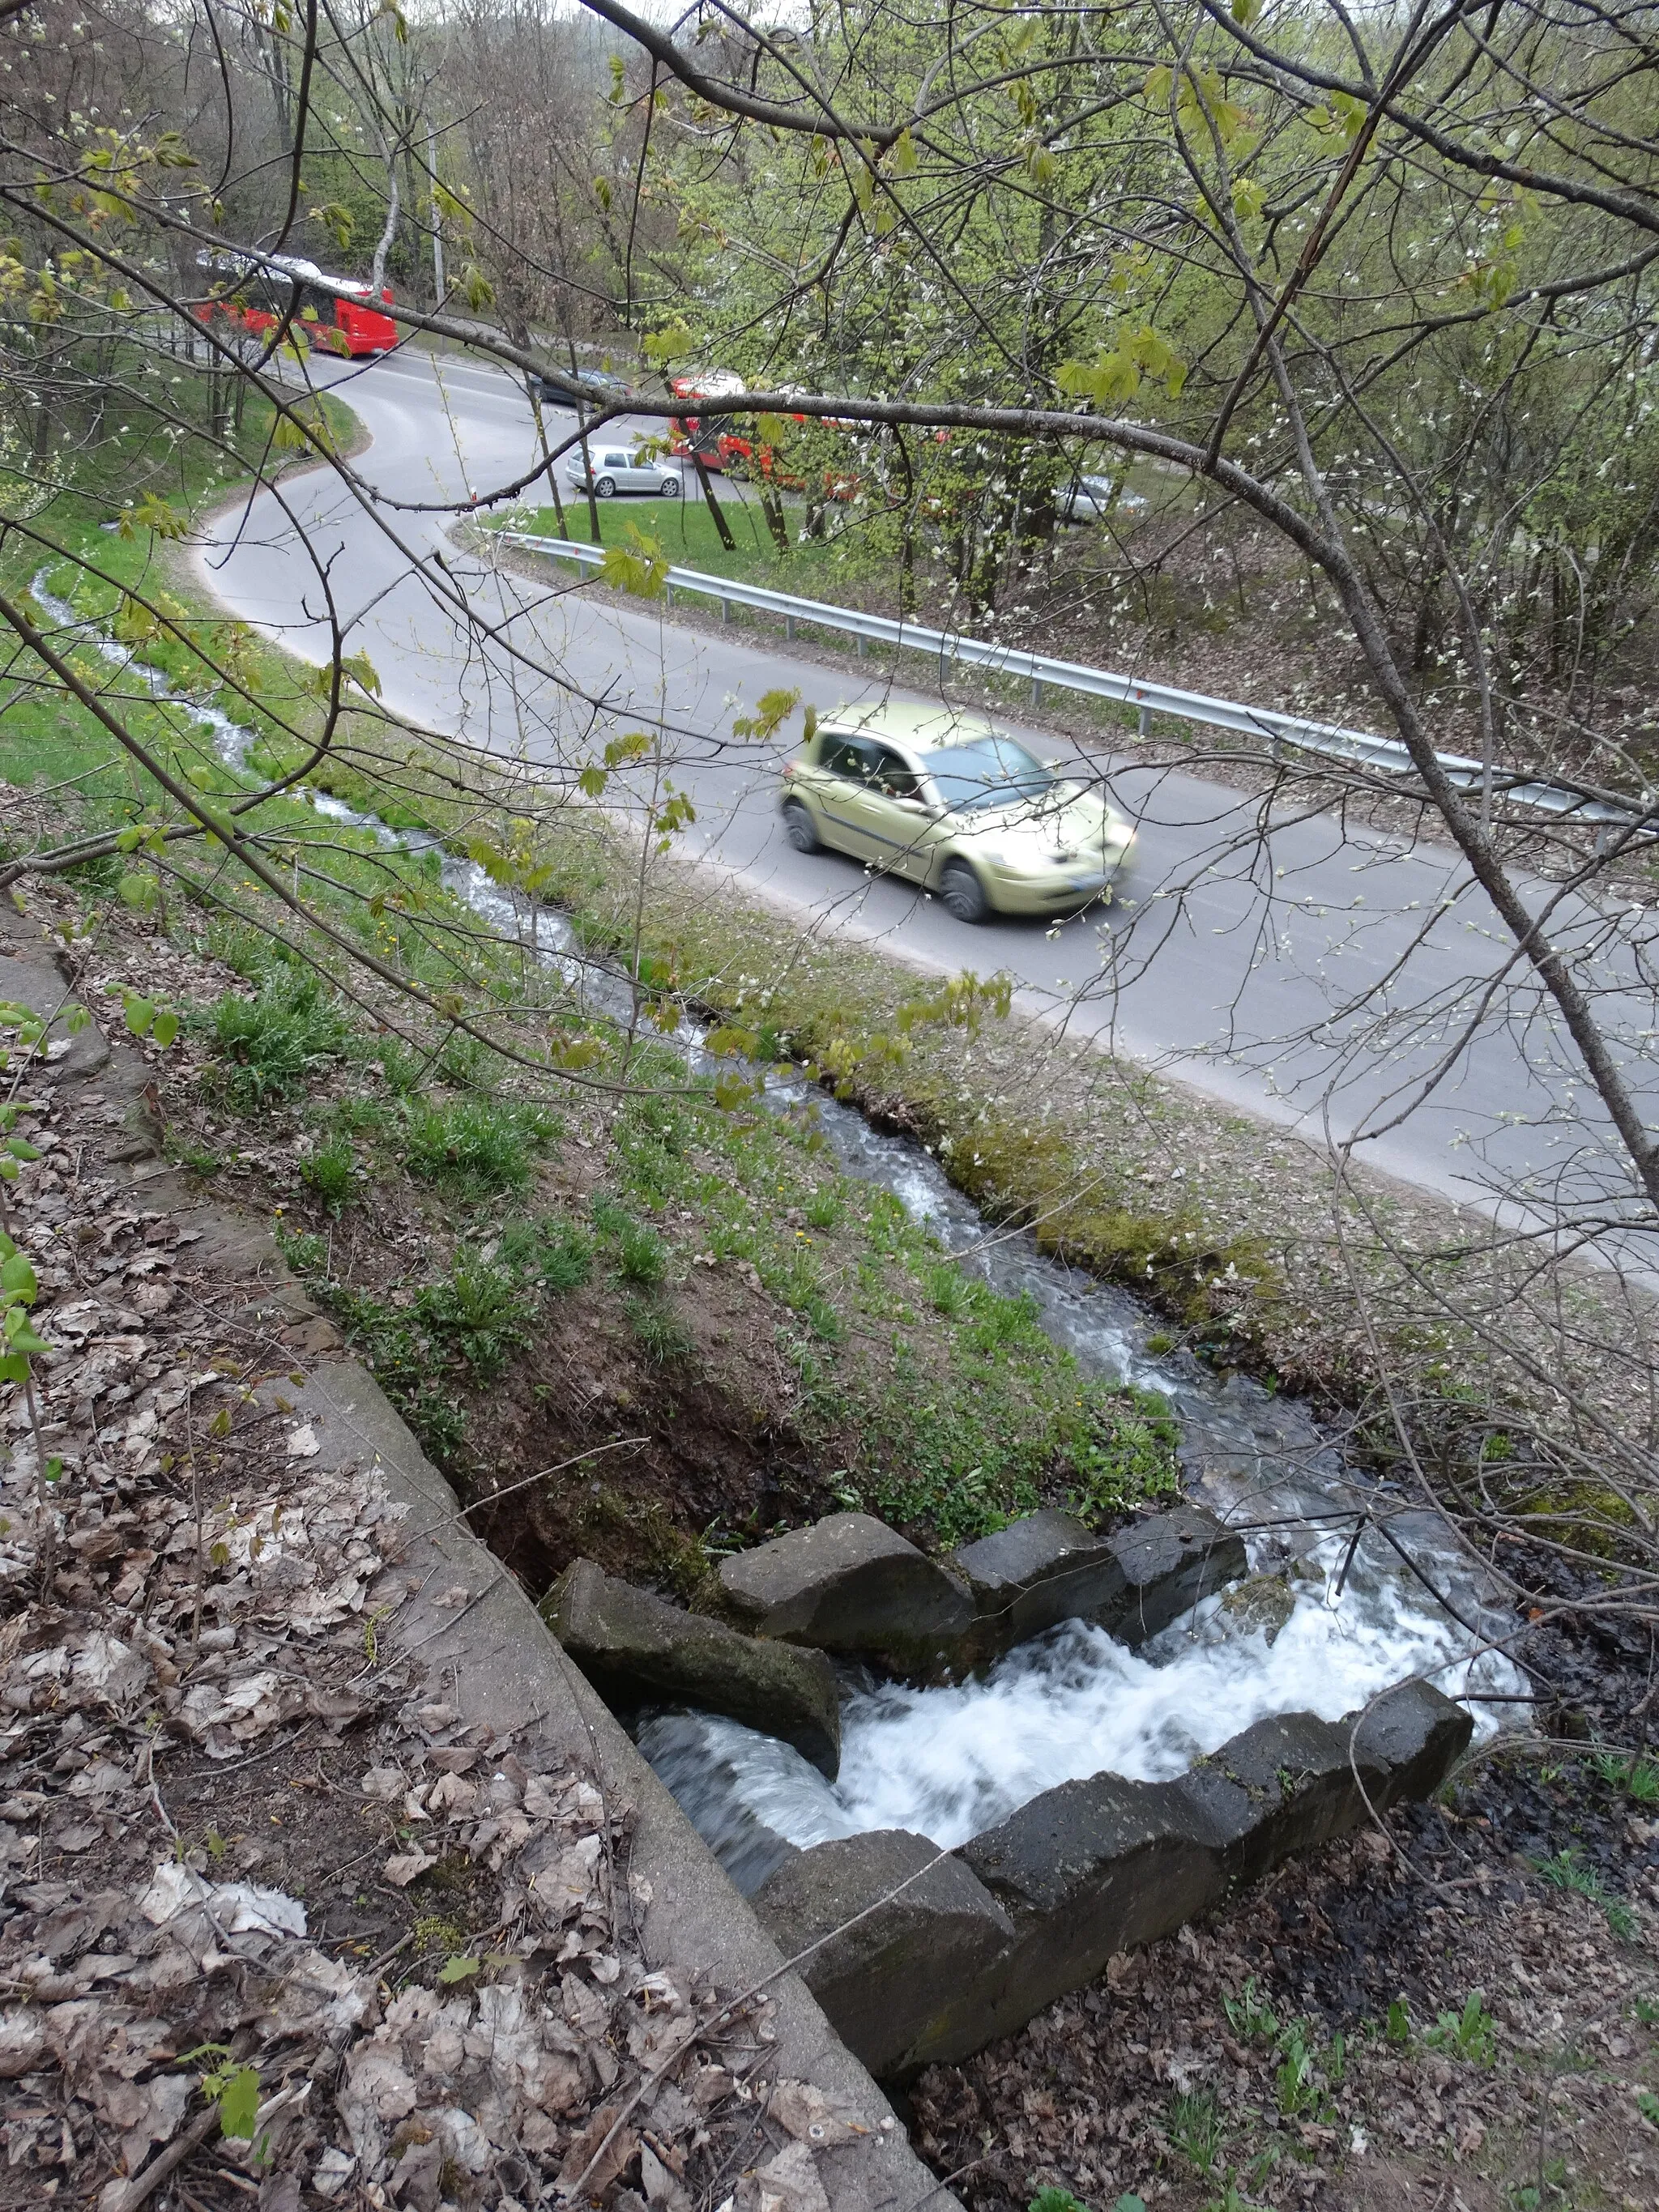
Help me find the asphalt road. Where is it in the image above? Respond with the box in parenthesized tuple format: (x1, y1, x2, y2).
(195, 347, 1659, 1241)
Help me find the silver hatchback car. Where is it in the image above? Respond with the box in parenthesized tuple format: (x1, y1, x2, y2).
(567, 445, 683, 499)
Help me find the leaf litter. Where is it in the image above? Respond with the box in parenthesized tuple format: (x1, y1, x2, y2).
(0, 1057, 844, 2210)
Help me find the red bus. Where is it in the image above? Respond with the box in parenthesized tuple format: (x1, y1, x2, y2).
(191, 253, 399, 358)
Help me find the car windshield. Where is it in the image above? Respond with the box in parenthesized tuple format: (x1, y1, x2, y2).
(927, 736, 1052, 814)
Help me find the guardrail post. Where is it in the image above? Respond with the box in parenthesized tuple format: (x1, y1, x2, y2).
(856, 635, 867, 658)
(720, 598, 731, 624)
(785, 615, 795, 641)
(1137, 705, 1150, 738)
(664, 582, 675, 609)
(1030, 675, 1043, 707)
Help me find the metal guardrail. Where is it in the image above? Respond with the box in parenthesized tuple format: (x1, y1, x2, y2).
(500, 532, 1647, 832)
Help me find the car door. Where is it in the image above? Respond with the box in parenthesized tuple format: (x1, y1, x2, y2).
(859, 744, 937, 880)
(812, 735, 885, 857)
(599, 449, 632, 486)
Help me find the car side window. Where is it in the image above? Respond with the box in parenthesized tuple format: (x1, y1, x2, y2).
(604, 450, 630, 467)
(819, 736, 876, 781)
(867, 746, 920, 799)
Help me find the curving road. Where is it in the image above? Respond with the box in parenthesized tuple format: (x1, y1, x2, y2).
(195, 347, 1659, 1243)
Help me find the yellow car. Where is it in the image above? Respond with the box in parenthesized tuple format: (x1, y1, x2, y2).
(778, 701, 1134, 922)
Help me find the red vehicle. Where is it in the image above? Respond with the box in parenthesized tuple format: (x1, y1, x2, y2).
(668, 370, 747, 471)
(191, 252, 398, 357)
(669, 373, 867, 501)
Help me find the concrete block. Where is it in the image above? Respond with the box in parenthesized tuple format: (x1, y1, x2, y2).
(948, 1509, 1128, 1660)
(1107, 1506, 1249, 1644)
(719, 1513, 972, 1664)
(543, 1558, 841, 1778)
(753, 1831, 1015, 2079)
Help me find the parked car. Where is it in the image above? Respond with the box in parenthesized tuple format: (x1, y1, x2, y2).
(566, 445, 683, 499)
(778, 701, 1134, 921)
(1060, 474, 1149, 525)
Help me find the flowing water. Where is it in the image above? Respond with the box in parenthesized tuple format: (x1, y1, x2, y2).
(33, 569, 1531, 1878)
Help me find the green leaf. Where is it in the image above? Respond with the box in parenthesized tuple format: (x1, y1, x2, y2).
(1230, 176, 1266, 221)
(151, 1010, 180, 1049)
(642, 318, 693, 365)
(117, 872, 160, 913)
(577, 765, 608, 798)
(1230, 0, 1263, 24)
(65, 1003, 89, 1034)
(437, 1954, 480, 1985)
(0, 1353, 28, 1384)
(123, 995, 156, 1038)
(3, 1317, 52, 1357)
(1, 1251, 38, 1302)
(599, 524, 668, 599)
(215, 2063, 262, 2140)
(4, 1138, 39, 1161)
(891, 126, 918, 177)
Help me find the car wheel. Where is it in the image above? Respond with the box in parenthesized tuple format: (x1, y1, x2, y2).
(595, 476, 616, 498)
(781, 799, 821, 855)
(939, 859, 991, 923)
(659, 476, 682, 499)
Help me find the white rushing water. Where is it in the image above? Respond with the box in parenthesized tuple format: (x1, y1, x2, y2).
(639, 1520, 1528, 1869)
(34, 563, 1533, 1882)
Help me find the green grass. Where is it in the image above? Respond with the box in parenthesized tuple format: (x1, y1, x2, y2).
(1531, 1848, 1641, 1940)
(399, 1096, 561, 1198)
(493, 489, 853, 590)
(204, 970, 352, 1110)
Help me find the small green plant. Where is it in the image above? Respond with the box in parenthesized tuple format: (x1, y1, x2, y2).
(1223, 1975, 1279, 2044)
(1386, 1995, 1412, 2044)
(207, 970, 349, 1108)
(182, 2044, 262, 2142)
(499, 1214, 594, 1293)
(165, 1132, 223, 1175)
(1532, 1847, 1640, 1939)
(1423, 1990, 1496, 2063)
(625, 1294, 695, 1366)
(1067, 1384, 1179, 1524)
(592, 1195, 668, 1285)
(804, 1187, 841, 1230)
(275, 1222, 328, 1275)
(401, 1096, 557, 1197)
(1029, 2192, 1145, 2212)
(923, 1259, 975, 1318)
(1273, 2021, 1334, 2121)
(1635, 1995, 1659, 2026)
(412, 1258, 534, 1380)
(1591, 1748, 1659, 1804)
(1166, 2088, 1223, 2176)
(300, 1132, 356, 1212)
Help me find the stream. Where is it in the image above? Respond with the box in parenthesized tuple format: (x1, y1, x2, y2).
(32, 568, 1531, 1874)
